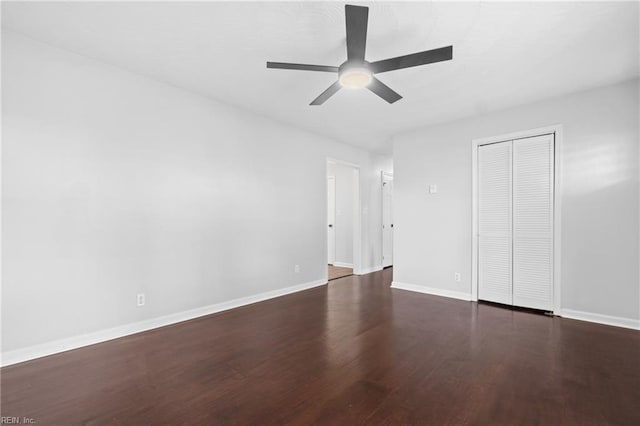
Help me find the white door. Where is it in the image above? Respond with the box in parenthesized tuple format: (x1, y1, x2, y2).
(327, 176, 336, 265)
(477, 134, 554, 310)
(512, 135, 554, 310)
(478, 141, 513, 305)
(382, 172, 394, 267)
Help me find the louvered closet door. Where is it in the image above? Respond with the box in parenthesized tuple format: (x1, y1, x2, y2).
(478, 141, 513, 305)
(513, 135, 554, 310)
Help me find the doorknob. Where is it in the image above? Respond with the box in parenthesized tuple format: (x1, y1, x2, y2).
(328, 224, 333, 227)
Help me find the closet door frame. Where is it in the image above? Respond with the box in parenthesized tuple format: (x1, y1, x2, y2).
(471, 125, 563, 314)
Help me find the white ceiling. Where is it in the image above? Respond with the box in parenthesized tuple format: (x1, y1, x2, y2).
(3, 1, 638, 153)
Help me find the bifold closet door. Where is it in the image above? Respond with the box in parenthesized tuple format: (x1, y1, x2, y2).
(478, 141, 513, 305)
(512, 135, 554, 310)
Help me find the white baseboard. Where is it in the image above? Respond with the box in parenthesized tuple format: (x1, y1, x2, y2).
(391, 281, 472, 301)
(559, 309, 640, 331)
(356, 265, 383, 275)
(332, 262, 354, 268)
(1, 278, 328, 367)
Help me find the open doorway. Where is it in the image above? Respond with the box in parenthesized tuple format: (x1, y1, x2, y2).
(327, 159, 360, 280)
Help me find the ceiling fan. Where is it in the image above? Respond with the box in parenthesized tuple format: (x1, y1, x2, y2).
(267, 4, 453, 105)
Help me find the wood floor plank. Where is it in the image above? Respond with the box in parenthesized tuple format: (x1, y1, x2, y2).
(2, 268, 639, 425)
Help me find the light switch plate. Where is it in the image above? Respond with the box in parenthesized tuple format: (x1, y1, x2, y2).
(429, 184, 438, 194)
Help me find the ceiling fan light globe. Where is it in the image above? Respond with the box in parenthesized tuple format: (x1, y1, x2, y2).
(339, 68, 372, 89)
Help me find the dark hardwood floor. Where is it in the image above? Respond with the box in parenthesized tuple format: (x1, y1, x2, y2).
(2, 268, 639, 425)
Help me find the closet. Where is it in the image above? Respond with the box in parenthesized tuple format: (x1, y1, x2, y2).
(477, 134, 554, 311)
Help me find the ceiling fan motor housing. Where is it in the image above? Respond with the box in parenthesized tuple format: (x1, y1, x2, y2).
(338, 61, 373, 89)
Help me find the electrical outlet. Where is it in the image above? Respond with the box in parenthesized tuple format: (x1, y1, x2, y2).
(454, 273, 461, 282)
(294, 264, 300, 273)
(137, 293, 145, 307)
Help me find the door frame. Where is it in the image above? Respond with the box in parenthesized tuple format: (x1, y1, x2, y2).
(471, 124, 563, 314)
(326, 158, 362, 275)
(381, 171, 394, 268)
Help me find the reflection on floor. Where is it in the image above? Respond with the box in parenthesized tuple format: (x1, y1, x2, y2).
(328, 264, 353, 280)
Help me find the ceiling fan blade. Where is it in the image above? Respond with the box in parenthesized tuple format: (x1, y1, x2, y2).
(345, 5, 368, 62)
(368, 77, 402, 104)
(310, 81, 342, 106)
(369, 45, 453, 74)
(267, 62, 339, 73)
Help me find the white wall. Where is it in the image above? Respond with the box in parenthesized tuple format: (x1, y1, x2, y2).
(393, 79, 639, 325)
(1, 31, 392, 359)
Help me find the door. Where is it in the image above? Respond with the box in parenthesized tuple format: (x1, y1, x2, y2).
(327, 176, 336, 265)
(512, 135, 554, 310)
(382, 172, 394, 267)
(478, 141, 513, 305)
(477, 134, 554, 310)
